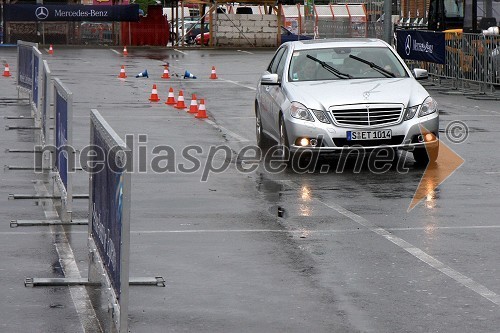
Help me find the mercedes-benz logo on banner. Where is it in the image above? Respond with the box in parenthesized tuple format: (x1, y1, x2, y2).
(405, 35, 412, 56)
(35, 6, 49, 20)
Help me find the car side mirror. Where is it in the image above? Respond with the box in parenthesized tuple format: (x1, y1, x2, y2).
(413, 68, 428, 80)
(260, 73, 280, 86)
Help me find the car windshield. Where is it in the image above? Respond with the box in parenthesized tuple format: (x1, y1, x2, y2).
(288, 46, 409, 82)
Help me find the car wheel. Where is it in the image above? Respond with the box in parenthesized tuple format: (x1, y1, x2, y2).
(279, 116, 292, 163)
(413, 144, 439, 166)
(256, 106, 271, 149)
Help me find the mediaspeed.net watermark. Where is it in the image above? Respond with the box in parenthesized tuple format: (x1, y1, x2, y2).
(34, 121, 468, 208)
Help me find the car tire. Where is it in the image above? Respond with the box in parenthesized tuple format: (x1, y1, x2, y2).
(256, 106, 272, 149)
(413, 144, 439, 166)
(279, 116, 293, 164)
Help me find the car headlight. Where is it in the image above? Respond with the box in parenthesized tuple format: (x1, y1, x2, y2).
(404, 105, 419, 120)
(290, 102, 314, 122)
(419, 96, 438, 117)
(311, 110, 331, 124)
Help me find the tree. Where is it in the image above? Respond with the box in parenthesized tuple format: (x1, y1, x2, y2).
(131, 0, 161, 15)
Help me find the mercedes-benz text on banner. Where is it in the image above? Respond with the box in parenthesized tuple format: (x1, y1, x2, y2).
(4, 4, 140, 22)
(396, 30, 446, 64)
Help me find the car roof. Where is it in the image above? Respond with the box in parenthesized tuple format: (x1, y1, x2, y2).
(287, 38, 389, 51)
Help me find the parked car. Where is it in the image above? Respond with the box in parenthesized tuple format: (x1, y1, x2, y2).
(194, 27, 313, 46)
(255, 38, 440, 165)
(195, 31, 210, 45)
(184, 22, 210, 44)
(280, 26, 313, 43)
(170, 20, 198, 45)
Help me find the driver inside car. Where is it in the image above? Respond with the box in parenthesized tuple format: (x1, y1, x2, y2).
(290, 55, 318, 81)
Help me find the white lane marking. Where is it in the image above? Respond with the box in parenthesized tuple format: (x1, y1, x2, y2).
(34, 181, 103, 333)
(4, 224, 500, 236)
(444, 103, 499, 115)
(174, 49, 187, 55)
(442, 115, 500, 117)
(485, 172, 500, 174)
(110, 49, 121, 55)
(237, 50, 254, 54)
(324, 200, 500, 305)
(204, 119, 251, 142)
(279, 180, 500, 306)
(218, 78, 257, 91)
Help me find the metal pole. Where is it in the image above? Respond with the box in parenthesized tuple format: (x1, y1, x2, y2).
(1, 4, 4, 44)
(383, 0, 392, 44)
(36, 0, 42, 45)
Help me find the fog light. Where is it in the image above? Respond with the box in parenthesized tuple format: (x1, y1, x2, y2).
(299, 138, 310, 146)
(310, 138, 318, 147)
(424, 133, 435, 142)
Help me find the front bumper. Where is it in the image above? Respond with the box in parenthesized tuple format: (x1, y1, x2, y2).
(285, 113, 439, 153)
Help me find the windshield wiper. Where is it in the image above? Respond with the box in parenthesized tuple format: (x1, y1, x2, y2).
(306, 54, 352, 79)
(348, 55, 396, 78)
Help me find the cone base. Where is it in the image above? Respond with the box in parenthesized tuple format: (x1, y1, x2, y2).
(195, 113, 208, 119)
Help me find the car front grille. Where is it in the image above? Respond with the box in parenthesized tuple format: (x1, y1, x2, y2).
(329, 104, 403, 128)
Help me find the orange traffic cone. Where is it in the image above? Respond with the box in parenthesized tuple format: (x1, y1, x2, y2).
(174, 90, 187, 109)
(165, 87, 176, 105)
(118, 65, 127, 78)
(48, 44, 54, 55)
(196, 99, 208, 119)
(188, 94, 198, 114)
(161, 65, 170, 79)
(149, 84, 160, 102)
(210, 66, 218, 79)
(3, 63, 11, 77)
(123, 46, 128, 56)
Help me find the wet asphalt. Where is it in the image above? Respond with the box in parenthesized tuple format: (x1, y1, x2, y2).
(1, 45, 500, 333)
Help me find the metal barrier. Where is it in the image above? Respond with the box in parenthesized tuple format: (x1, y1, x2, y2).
(404, 33, 500, 94)
(316, 20, 384, 39)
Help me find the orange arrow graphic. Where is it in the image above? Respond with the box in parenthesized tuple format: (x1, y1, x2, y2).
(408, 125, 465, 212)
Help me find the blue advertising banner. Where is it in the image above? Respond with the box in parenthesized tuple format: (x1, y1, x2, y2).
(18, 45, 33, 91)
(396, 30, 446, 64)
(91, 128, 125, 299)
(4, 4, 140, 22)
(55, 90, 68, 191)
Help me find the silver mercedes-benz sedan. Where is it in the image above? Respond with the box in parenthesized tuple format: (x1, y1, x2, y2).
(255, 38, 439, 165)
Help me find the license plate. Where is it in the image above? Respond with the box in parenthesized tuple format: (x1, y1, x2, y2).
(347, 130, 392, 141)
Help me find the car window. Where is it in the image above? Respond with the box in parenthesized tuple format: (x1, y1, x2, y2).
(268, 47, 286, 73)
(276, 47, 289, 79)
(288, 46, 409, 81)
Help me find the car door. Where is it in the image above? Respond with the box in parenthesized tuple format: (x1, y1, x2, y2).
(269, 46, 289, 139)
(259, 47, 287, 140)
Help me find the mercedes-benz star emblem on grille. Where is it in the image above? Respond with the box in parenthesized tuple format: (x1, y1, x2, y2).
(405, 35, 412, 56)
(35, 6, 49, 20)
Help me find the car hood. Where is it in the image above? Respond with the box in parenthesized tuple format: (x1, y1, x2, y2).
(285, 78, 429, 109)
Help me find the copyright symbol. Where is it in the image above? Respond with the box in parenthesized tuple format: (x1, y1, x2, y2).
(446, 120, 469, 144)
